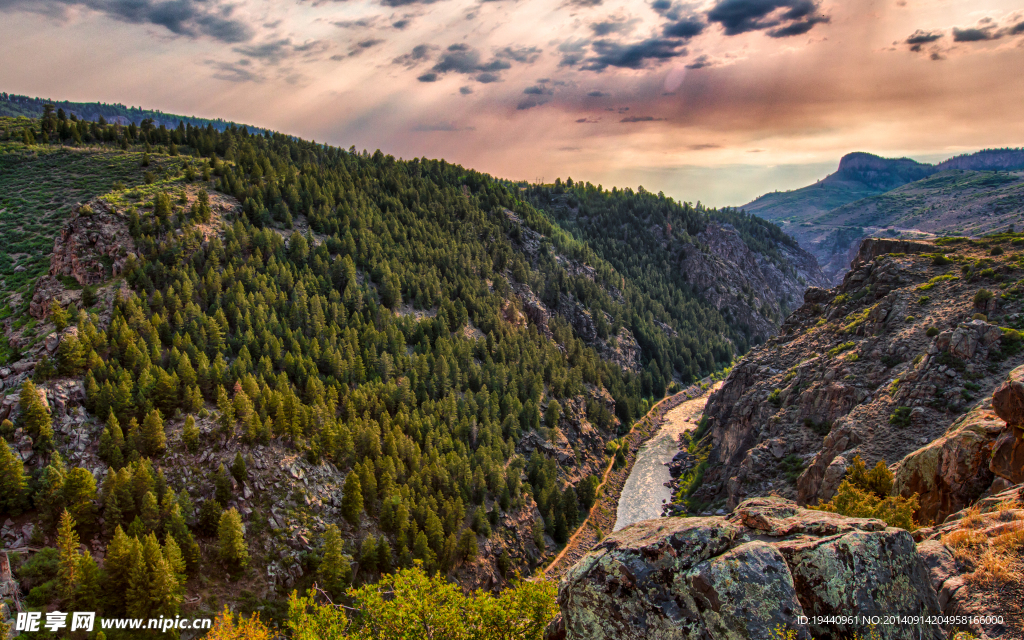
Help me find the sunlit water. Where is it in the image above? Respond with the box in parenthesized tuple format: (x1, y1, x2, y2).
(613, 396, 709, 531)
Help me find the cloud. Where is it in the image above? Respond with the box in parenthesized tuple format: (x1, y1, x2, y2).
(590, 16, 638, 36)
(904, 29, 942, 52)
(685, 54, 712, 68)
(495, 45, 541, 62)
(620, 115, 665, 122)
(206, 59, 263, 82)
(421, 43, 532, 82)
(17, 0, 256, 43)
(578, 37, 688, 71)
(381, 0, 444, 6)
(587, 90, 606, 96)
(414, 121, 475, 131)
(460, 85, 473, 94)
(662, 17, 705, 38)
(558, 38, 590, 66)
(688, 143, 720, 150)
(417, 72, 439, 81)
(523, 85, 552, 95)
(517, 98, 547, 109)
(952, 26, 998, 42)
(393, 43, 436, 67)
(392, 18, 410, 29)
(349, 38, 384, 56)
(234, 38, 330, 65)
(706, 0, 829, 38)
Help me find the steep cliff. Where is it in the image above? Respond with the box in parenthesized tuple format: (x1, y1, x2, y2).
(688, 234, 1024, 518)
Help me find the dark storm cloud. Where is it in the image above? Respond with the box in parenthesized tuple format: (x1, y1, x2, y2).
(577, 37, 688, 71)
(662, 17, 705, 38)
(7, 0, 257, 42)
(706, 0, 829, 38)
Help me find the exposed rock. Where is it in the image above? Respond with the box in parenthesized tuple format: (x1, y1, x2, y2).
(559, 497, 942, 640)
(894, 365, 1024, 523)
(48, 199, 136, 287)
(28, 275, 83, 320)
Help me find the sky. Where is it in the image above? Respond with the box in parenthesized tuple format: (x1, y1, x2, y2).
(1, 0, 1023, 206)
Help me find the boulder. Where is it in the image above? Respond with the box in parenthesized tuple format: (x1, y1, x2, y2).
(559, 497, 942, 640)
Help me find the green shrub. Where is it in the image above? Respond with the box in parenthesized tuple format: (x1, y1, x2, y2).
(827, 341, 856, 358)
(917, 296, 930, 305)
(779, 454, 804, 483)
(889, 406, 912, 428)
(990, 246, 1004, 256)
(767, 388, 782, 406)
(974, 289, 993, 307)
(810, 455, 919, 531)
(926, 326, 939, 337)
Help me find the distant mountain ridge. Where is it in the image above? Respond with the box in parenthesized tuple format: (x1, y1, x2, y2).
(0, 92, 267, 134)
(741, 147, 1024, 282)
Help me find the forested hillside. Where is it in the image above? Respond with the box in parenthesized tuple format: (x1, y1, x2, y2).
(0, 104, 817, 631)
(524, 181, 828, 354)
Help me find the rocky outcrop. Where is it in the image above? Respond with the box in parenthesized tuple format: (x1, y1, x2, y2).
(893, 365, 1024, 523)
(849, 238, 937, 270)
(559, 497, 942, 640)
(48, 199, 135, 287)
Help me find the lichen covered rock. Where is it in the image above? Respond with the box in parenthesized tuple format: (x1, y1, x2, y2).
(559, 497, 941, 640)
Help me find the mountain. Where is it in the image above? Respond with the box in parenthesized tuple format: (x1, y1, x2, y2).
(741, 149, 1024, 283)
(0, 92, 266, 133)
(0, 106, 823, 627)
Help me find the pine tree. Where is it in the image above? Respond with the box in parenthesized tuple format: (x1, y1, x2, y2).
(341, 471, 363, 525)
(19, 380, 53, 449)
(217, 507, 248, 572)
(74, 550, 102, 610)
(103, 526, 135, 614)
(319, 523, 350, 597)
(360, 535, 378, 575)
(49, 300, 70, 330)
(141, 409, 167, 457)
(216, 386, 234, 440)
(182, 414, 200, 452)
(56, 333, 86, 376)
(38, 452, 68, 529)
(99, 410, 124, 468)
(230, 452, 247, 486)
(0, 439, 27, 515)
(215, 463, 232, 505)
(64, 466, 98, 532)
(141, 491, 160, 533)
(57, 509, 81, 602)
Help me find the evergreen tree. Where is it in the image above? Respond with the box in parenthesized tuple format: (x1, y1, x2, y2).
(19, 380, 53, 449)
(56, 333, 86, 376)
(141, 409, 167, 457)
(215, 463, 232, 505)
(103, 526, 136, 614)
(230, 452, 246, 486)
(0, 439, 27, 515)
(56, 510, 81, 602)
(182, 414, 200, 453)
(64, 466, 98, 532)
(341, 471, 363, 525)
(216, 386, 234, 441)
(319, 523, 350, 597)
(74, 550, 102, 610)
(198, 499, 223, 537)
(217, 507, 248, 572)
(360, 535, 378, 575)
(49, 300, 70, 330)
(99, 410, 124, 468)
(38, 452, 68, 529)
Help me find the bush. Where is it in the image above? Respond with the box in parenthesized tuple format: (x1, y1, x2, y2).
(779, 454, 804, 483)
(926, 326, 939, 337)
(889, 406, 912, 428)
(767, 388, 782, 406)
(990, 246, 1004, 256)
(974, 289, 993, 307)
(827, 341, 856, 358)
(811, 455, 919, 530)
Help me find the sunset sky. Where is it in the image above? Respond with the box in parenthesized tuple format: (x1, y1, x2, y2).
(2, 0, 1022, 205)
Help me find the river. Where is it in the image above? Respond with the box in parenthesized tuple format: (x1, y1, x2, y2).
(613, 391, 713, 531)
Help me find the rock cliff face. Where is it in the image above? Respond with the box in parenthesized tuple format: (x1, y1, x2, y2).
(682, 222, 829, 341)
(690, 236, 1024, 515)
(893, 365, 1024, 523)
(559, 497, 942, 640)
(48, 199, 136, 287)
